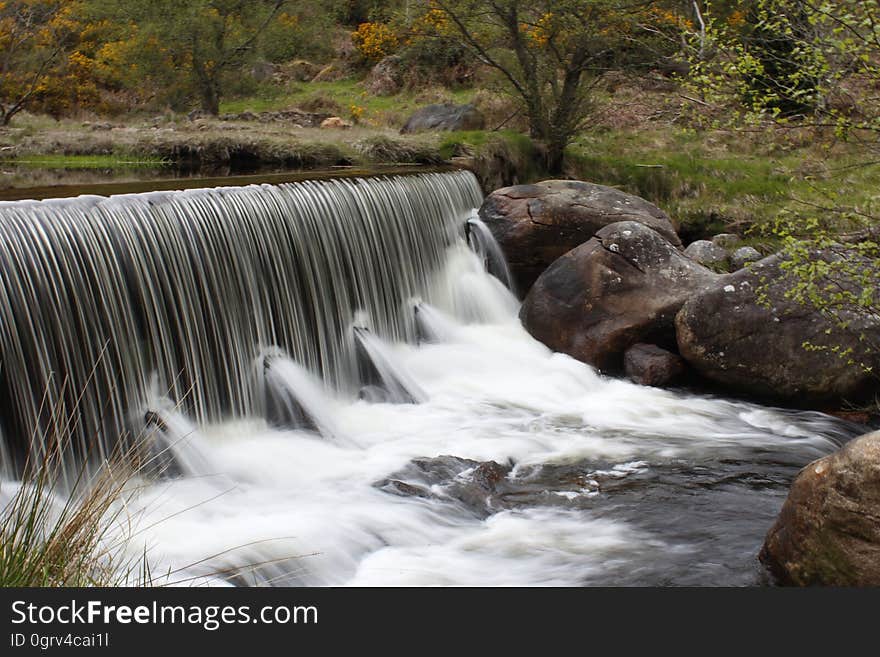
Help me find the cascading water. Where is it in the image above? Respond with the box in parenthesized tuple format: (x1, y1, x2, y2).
(0, 169, 864, 585)
(0, 171, 481, 468)
(465, 214, 515, 293)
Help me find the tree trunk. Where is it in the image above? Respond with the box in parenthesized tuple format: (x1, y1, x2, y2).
(546, 138, 566, 175)
(199, 81, 221, 116)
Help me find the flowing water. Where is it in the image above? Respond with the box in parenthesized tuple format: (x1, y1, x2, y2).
(0, 170, 860, 586)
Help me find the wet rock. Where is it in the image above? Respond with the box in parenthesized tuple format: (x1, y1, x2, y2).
(408, 455, 476, 482)
(684, 240, 729, 270)
(624, 343, 686, 387)
(711, 233, 741, 249)
(375, 455, 512, 517)
(520, 221, 719, 372)
(377, 479, 433, 499)
(730, 246, 761, 271)
(760, 430, 880, 586)
(472, 460, 509, 491)
(479, 180, 682, 295)
(365, 55, 403, 96)
(400, 103, 485, 134)
(676, 254, 880, 404)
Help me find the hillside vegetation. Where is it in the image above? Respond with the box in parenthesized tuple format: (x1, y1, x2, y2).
(1, 1, 878, 245)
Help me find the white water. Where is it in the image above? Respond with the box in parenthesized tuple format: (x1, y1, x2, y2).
(109, 241, 854, 587)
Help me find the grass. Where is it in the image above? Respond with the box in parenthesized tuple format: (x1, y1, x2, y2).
(437, 129, 530, 158)
(0, 371, 308, 587)
(565, 126, 880, 241)
(221, 78, 476, 127)
(5, 81, 880, 240)
(2, 154, 169, 169)
(0, 438, 147, 587)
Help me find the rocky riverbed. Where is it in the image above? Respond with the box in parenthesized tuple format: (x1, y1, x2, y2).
(482, 178, 880, 585)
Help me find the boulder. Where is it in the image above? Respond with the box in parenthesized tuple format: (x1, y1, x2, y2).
(311, 63, 345, 83)
(711, 233, 741, 249)
(520, 221, 719, 372)
(400, 103, 485, 134)
(280, 60, 322, 82)
(760, 430, 880, 586)
(365, 55, 403, 96)
(375, 455, 512, 517)
(675, 254, 880, 404)
(624, 343, 686, 387)
(320, 116, 352, 129)
(730, 246, 761, 271)
(684, 239, 729, 270)
(250, 60, 277, 82)
(479, 180, 682, 295)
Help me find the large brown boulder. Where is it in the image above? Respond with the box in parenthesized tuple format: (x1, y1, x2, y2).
(760, 430, 880, 586)
(624, 343, 686, 387)
(479, 180, 681, 295)
(520, 221, 718, 372)
(675, 254, 880, 405)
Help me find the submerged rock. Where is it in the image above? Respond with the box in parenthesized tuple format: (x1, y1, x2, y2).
(375, 455, 512, 517)
(400, 103, 485, 134)
(760, 430, 880, 586)
(624, 343, 686, 387)
(676, 254, 880, 405)
(520, 221, 718, 372)
(480, 180, 682, 295)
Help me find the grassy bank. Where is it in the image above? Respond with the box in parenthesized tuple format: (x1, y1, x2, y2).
(221, 79, 478, 128)
(566, 127, 880, 242)
(4, 89, 879, 246)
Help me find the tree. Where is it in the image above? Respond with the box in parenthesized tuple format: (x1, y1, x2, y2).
(427, 0, 684, 172)
(686, 1, 880, 133)
(0, 0, 81, 124)
(684, 1, 880, 391)
(91, 0, 289, 115)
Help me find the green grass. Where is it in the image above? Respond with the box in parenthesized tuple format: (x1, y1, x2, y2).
(0, 438, 147, 587)
(437, 129, 531, 158)
(565, 127, 880, 240)
(2, 154, 170, 169)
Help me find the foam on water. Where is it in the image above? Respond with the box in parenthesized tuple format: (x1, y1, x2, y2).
(0, 171, 860, 586)
(115, 244, 853, 586)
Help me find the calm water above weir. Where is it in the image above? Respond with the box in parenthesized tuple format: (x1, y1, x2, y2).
(0, 170, 860, 586)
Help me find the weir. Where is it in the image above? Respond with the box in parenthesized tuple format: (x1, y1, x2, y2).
(0, 166, 861, 587)
(0, 170, 482, 470)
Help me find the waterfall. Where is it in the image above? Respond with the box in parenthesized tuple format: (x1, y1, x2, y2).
(0, 171, 482, 471)
(466, 215, 515, 293)
(2, 167, 862, 587)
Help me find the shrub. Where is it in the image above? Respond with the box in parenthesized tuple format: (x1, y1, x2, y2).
(351, 22, 399, 64)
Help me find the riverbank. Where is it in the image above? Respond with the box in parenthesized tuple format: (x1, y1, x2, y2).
(5, 110, 879, 245)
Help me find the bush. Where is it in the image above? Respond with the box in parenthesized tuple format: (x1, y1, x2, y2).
(352, 22, 400, 64)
